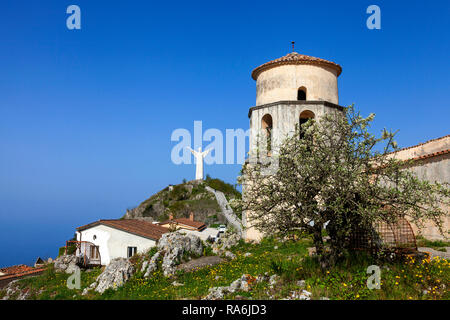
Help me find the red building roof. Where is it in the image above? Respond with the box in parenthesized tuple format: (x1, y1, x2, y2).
(252, 51, 342, 80)
(0, 264, 34, 275)
(77, 219, 169, 241)
(158, 217, 207, 231)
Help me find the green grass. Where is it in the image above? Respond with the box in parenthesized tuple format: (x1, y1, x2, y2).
(416, 237, 450, 250)
(168, 199, 220, 216)
(204, 176, 241, 200)
(0, 264, 103, 300)
(3, 237, 449, 300)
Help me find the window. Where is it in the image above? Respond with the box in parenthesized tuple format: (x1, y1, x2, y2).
(90, 246, 100, 259)
(299, 110, 315, 139)
(127, 246, 137, 258)
(261, 114, 273, 155)
(297, 87, 307, 100)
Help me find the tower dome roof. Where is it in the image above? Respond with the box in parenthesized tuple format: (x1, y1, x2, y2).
(251, 51, 342, 80)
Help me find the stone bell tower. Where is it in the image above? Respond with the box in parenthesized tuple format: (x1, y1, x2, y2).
(248, 50, 344, 159)
(243, 49, 344, 241)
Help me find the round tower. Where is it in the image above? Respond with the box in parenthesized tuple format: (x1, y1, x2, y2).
(252, 51, 341, 106)
(248, 51, 343, 159)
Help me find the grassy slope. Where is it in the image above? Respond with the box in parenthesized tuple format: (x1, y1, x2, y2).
(416, 236, 450, 252)
(2, 237, 448, 300)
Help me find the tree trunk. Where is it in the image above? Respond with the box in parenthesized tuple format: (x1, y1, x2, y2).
(313, 230, 324, 256)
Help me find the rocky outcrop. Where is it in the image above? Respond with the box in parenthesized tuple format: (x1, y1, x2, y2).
(204, 274, 256, 300)
(177, 256, 223, 273)
(123, 180, 231, 225)
(83, 258, 135, 295)
(224, 251, 236, 260)
(141, 233, 204, 277)
(2, 280, 30, 300)
(211, 230, 241, 256)
(54, 255, 78, 274)
(204, 272, 312, 300)
(283, 290, 312, 300)
(143, 251, 163, 278)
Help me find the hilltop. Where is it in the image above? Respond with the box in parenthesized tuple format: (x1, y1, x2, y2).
(123, 176, 242, 226)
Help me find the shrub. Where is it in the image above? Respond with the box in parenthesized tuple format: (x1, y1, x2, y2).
(202, 244, 213, 256)
(147, 246, 158, 259)
(205, 177, 241, 199)
(58, 244, 76, 257)
(269, 259, 286, 275)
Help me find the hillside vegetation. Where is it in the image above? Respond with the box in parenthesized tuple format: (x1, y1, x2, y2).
(123, 177, 241, 225)
(2, 236, 448, 300)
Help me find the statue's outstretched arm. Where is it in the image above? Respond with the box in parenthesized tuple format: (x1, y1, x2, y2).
(186, 146, 196, 155)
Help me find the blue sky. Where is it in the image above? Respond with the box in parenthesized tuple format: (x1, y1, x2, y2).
(0, 1, 449, 267)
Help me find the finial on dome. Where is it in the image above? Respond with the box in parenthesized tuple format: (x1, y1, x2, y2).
(291, 41, 295, 52)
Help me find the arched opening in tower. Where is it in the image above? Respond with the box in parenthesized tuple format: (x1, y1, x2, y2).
(297, 87, 307, 101)
(261, 114, 273, 155)
(299, 110, 315, 139)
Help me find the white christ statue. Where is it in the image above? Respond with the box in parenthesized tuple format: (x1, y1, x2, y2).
(187, 146, 210, 180)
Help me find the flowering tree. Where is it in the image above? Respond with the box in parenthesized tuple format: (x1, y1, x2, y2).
(239, 105, 449, 266)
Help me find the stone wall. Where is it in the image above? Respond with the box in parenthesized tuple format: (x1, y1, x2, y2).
(390, 136, 450, 240)
(205, 186, 242, 235)
(248, 101, 343, 158)
(406, 154, 450, 240)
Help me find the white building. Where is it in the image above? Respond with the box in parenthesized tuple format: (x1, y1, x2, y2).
(76, 219, 168, 265)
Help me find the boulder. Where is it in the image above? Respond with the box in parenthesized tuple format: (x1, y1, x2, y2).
(177, 256, 223, 273)
(224, 251, 236, 260)
(82, 282, 97, 296)
(296, 280, 306, 288)
(269, 274, 279, 286)
(144, 251, 162, 277)
(1, 280, 37, 300)
(140, 260, 149, 273)
(158, 232, 203, 257)
(211, 230, 240, 254)
(229, 274, 254, 293)
(299, 290, 312, 300)
(204, 274, 255, 300)
(205, 286, 229, 300)
(286, 289, 312, 300)
(141, 233, 203, 277)
(65, 262, 79, 275)
(53, 255, 77, 273)
(92, 258, 135, 294)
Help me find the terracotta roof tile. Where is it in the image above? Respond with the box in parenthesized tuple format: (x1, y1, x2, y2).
(158, 218, 207, 231)
(409, 149, 450, 162)
(0, 268, 45, 281)
(77, 219, 168, 241)
(252, 51, 342, 80)
(0, 264, 34, 275)
(378, 148, 449, 170)
(386, 134, 450, 156)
